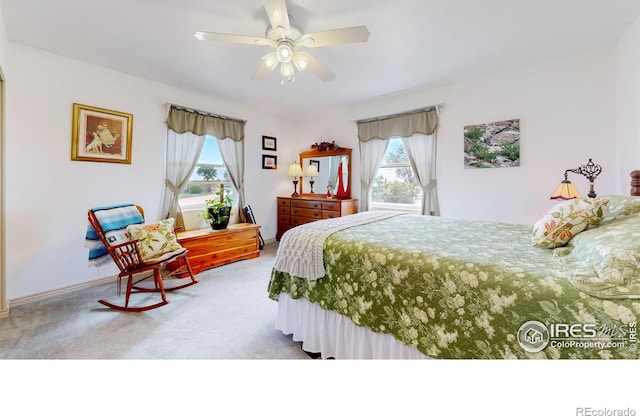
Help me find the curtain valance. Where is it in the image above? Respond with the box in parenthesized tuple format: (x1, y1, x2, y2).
(357, 108, 438, 142)
(167, 106, 245, 141)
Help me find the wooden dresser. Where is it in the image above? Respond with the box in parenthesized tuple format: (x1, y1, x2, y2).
(168, 223, 261, 275)
(276, 196, 358, 240)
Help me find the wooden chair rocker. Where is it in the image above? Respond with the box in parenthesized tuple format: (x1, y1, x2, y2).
(87, 204, 198, 312)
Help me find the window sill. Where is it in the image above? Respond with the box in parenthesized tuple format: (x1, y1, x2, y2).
(369, 202, 421, 214)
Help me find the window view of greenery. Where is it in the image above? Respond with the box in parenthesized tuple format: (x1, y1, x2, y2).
(179, 136, 234, 210)
(371, 138, 422, 213)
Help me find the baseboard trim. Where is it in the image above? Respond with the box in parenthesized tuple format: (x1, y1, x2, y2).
(8, 275, 117, 308)
(0, 304, 9, 318)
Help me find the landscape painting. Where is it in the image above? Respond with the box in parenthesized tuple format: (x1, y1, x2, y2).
(464, 119, 520, 169)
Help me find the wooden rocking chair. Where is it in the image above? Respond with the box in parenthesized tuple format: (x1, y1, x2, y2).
(87, 205, 198, 312)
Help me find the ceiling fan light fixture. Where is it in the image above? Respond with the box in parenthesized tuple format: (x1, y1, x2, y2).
(293, 51, 310, 71)
(276, 43, 293, 63)
(280, 61, 294, 78)
(263, 52, 279, 70)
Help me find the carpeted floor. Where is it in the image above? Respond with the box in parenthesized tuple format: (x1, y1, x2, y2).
(0, 241, 309, 359)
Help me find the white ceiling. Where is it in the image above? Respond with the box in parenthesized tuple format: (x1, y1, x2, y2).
(1, 0, 639, 120)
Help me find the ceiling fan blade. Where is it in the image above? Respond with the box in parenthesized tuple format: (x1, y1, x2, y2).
(251, 53, 279, 80)
(294, 51, 335, 82)
(262, 0, 290, 33)
(298, 26, 370, 48)
(194, 31, 273, 46)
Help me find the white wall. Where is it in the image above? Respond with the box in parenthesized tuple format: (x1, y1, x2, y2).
(616, 12, 640, 194)
(297, 48, 618, 225)
(1, 37, 631, 301)
(4, 44, 297, 299)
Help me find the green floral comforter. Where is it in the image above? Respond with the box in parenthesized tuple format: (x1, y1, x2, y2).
(268, 214, 640, 359)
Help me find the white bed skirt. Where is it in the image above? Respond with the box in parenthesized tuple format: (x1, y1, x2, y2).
(276, 293, 430, 359)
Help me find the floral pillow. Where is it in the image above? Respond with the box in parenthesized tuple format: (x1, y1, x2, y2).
(531, 197, 608, 248)
(126, 218, 183, 261)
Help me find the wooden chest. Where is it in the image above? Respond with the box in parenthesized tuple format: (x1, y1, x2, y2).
(276, 196, 358, 240)
(169, 223, 261, 275)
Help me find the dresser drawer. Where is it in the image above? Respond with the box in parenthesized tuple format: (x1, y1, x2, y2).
(291, 200, 322, 210)
(291, 207, 322, 219)
(291, 216, 318, 226)
(278, 206, 291, 215)
(276, 196, 358, 241)
(278, 215, 291, 225)
(322, 202, 340, 212)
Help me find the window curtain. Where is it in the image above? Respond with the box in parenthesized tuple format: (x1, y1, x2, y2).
(216, 137, 245, 223)
(357, 108, 439, 214)
(162, 106, 246, 228)
(402, 133, 439, 216)
(358, 139, 389, 212)
(162, 130, 206, 229)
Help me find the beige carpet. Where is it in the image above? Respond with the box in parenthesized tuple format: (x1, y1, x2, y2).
(0, 241, 309, 359)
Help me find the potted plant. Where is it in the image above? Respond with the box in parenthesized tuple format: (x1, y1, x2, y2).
(200, 184, 233, 230)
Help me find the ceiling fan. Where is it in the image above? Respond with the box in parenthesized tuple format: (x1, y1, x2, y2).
(194, 0, 370, 83)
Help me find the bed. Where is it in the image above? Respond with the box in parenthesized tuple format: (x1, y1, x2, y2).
(267, 174, 640, 359)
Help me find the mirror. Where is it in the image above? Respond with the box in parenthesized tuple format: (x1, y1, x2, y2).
(299, 144, 351, 199)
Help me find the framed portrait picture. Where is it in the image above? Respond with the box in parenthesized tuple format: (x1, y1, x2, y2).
(71, 103, 133, 164)
(262, 154, 277, 170)
(310, 159, 320, 172)
(262, 135, 277, 151)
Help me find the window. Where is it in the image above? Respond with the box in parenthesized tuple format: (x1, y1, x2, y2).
(178, 135, 235, 211)
(370, 137, 422, 213)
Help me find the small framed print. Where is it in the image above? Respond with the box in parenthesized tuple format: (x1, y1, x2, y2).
(310, 159, 320, 172)
(262, 154, 277, 169)
(262, 135, 277, 151)
(71, 103, 133, 164)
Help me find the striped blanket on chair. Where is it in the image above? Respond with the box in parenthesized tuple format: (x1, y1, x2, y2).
(85, 204, 144, 266)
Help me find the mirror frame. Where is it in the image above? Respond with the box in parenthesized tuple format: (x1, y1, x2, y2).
(298, 146, 352, 199)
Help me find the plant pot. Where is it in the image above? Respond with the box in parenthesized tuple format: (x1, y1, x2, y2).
(208, 206, 231, 230)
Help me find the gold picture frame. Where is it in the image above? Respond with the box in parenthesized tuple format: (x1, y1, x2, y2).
(71, 103, 133, 164)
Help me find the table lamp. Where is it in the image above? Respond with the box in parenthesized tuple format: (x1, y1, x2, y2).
(288, 162, 303, 197)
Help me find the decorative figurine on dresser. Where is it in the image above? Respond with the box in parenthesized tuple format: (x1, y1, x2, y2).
(277, 142, 358, 240)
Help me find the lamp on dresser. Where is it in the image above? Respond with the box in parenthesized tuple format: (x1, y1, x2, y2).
(550, 158, 602, 200)
(304, 163, 319, 193)
(288, 162, 303, 197)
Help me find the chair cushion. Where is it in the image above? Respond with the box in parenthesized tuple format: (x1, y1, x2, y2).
(126, 218, 184, 261)
(143, 247, 187, 266)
